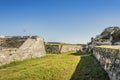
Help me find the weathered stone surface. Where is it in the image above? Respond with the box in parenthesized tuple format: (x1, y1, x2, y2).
(0, 36, 46, 66)
(45, 45, 60, 53)
(93, 47, 120, 80)
(60, 45, 82, 53)
(45, 44, 82, 53)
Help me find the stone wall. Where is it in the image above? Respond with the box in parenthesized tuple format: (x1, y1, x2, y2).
(60, 45, 82, 53)
(45, 45, 60, 53)
(93, 46, 120, 80)
(45, 44, 82, 53)
(0, 36, 46, 66)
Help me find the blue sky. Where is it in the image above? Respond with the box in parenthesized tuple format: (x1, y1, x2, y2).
(0, 0, 120, 44)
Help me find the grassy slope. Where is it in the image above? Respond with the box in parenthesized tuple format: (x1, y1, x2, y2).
(70, 52, 110, 80)
(0, 52, 109, 80)
(0, 52, 80, 80)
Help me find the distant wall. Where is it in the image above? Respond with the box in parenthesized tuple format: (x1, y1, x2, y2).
(45, 44, 82, 53)
(0, 36, 46, 66)
(45, 45, 60, 53)
(93, 47, 120, 80)
(60, 45, 82, 53)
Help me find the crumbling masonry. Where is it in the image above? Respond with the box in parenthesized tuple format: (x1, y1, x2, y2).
(0, 36, 46, 66)
(93, 46, 120, 80)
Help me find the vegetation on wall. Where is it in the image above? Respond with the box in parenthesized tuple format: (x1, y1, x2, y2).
(95, 26, 120, 43)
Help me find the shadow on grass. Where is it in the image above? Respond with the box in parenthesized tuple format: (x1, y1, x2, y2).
(70, 52, 110, 80)
(70, 52, 91, 56)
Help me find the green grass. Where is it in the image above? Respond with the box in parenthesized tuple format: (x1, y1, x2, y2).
(70, 52, 110, 80)
(96, 45, 120, 50)
(0, 52, 109, 80)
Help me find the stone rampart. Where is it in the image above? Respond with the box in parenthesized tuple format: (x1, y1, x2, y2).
(60, 45, 82, 53)
(93, 46, 120, 80)
(0, 36, 46, 66)
(45, 44, 82, 53)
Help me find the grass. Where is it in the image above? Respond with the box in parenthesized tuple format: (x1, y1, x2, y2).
(0, 52, 109, 80)
(70, 52, 110, 80)
(96, 45, 120, 50)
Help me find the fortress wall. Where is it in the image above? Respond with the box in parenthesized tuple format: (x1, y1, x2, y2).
(93, 46, 120, 80)
(0, 48, 18, 65)
(45, 45, 60, 53)
(60, 45, 82, 53)
(45, 44, 82, 53)
(0, 36, 46, 66)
